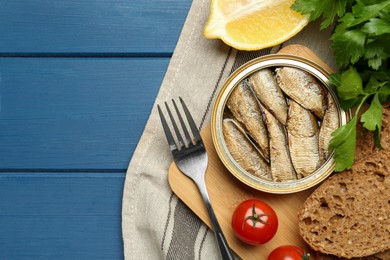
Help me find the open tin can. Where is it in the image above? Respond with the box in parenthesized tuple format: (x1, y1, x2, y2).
(211, 54, 349, 194)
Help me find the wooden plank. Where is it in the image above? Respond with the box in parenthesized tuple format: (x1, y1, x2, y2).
(169, 125, 314, 258)
(0, 172, 125, 259)
(0, 58, 168, 169)
(0, 0, 191, 54)
(169, 46, 331, 258)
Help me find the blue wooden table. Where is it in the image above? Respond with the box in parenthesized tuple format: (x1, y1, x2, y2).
(0, 1, 192, 258)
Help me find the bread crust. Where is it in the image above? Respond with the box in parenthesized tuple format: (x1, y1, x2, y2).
(298, 103, 390, 259)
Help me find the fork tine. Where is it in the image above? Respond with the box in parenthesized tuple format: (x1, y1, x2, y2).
(165, 101, 185, 149)
(179, 97, 202, 143)
(172, 99, 192, 145)
(157, 104, 177, 150)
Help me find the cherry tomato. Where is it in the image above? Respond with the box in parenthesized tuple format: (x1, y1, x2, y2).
(267, 245, 310, 260)
(231, 199, 278, 245)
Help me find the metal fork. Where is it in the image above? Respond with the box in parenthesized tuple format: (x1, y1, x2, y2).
(158, 97, 234, 260)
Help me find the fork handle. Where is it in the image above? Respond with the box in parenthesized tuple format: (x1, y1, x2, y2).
(197, 183, 235, 260)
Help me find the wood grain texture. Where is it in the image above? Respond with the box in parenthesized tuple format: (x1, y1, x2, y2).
(168, 46, 332, 258)
(0, 0, 191, 54)
(169, 125, 316, 258)
(0, 172, 125, 259)
(0, 1, 191, 259)
(0, 58, 168, 169)
(0, 0, 337, 259)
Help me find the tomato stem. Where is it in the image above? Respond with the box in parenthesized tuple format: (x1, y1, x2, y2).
(302, 252, 310, 260)
(243, 204, 270, 228)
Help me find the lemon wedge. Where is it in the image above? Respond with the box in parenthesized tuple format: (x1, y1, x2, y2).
(204, 0, 309, 50)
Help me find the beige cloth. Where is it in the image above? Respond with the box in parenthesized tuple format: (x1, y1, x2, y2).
(122, 0, 335, 259)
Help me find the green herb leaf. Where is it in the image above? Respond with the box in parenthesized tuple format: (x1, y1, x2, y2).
(291, 0, 351, 29)
(329, 115, 357, 171)
(329, 73, 341, 87)
(362, 18, 390, 36)
(331, 29, 366, 67)
(378, 84, 390, 103)
(365, 38, 390, 70)
(364, 70, 390, 83)
(343, 1, 390, 28)
(336, 67, 364, 100)
(361, 94, 382, 131)
(364, 76, 386, 93)
(330, 72, 362, 109)
(291, 0, 390, 172)
(365, 44, 386, 70)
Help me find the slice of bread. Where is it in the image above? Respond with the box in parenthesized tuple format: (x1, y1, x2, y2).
(297, 103, 390, 259)
(298, 151, 390, 258)
(315, 250, 390, 260)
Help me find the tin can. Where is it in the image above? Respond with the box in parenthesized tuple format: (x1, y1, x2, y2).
(211, 54, 349, 194)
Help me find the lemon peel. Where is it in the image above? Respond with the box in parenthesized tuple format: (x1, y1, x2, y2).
(204, 0, 309, 50)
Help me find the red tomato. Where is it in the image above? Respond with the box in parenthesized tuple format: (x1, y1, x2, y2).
(267, 245, 310, 260)
(231, 199, 278, 245)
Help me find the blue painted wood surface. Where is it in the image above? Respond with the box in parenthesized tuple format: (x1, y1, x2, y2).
(0, 0, 192, 54)
(0, 172, 125, 259)
(0, 0, 192, 259)
(0, 58, 169, 169)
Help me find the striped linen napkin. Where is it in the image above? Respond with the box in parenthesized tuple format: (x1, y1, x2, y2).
(121, 0, 335, 258)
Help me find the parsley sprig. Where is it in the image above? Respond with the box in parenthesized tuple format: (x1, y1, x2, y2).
(292, 0, 390, 171)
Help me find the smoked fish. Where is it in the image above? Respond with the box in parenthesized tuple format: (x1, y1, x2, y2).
(319, 93, 340, 163)
(248, 68, 288, 125)
(226, 80, 270, 160)
(261, 105, 297, 181)
(276, 67, 327, 119)
(287, 100, 321, 178)
(222, 119, 272, 181)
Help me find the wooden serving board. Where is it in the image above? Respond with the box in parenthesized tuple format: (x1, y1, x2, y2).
(168, 45, 331, 258)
